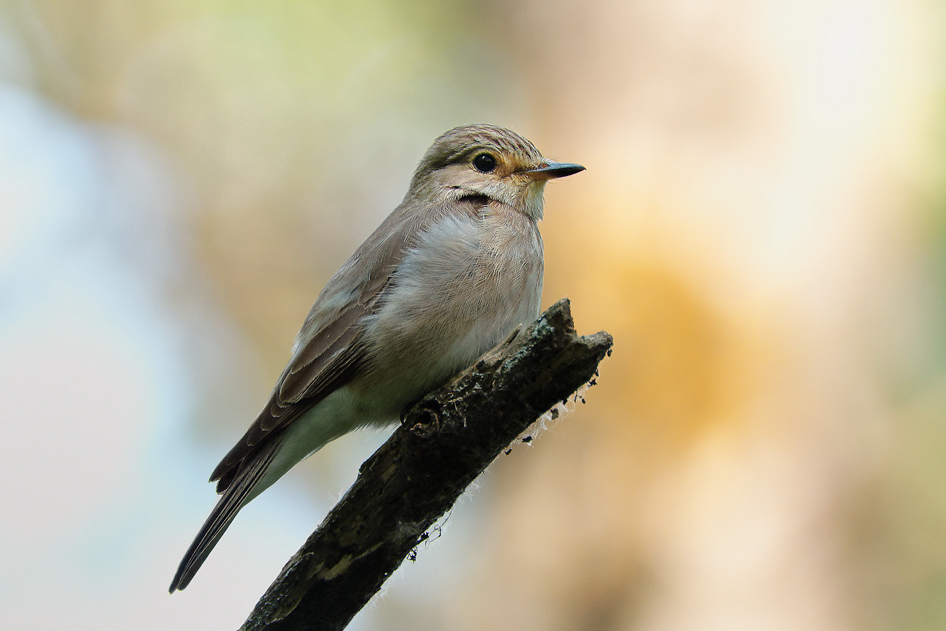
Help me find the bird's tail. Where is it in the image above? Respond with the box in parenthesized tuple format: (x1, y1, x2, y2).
(169, 440, 280, 592)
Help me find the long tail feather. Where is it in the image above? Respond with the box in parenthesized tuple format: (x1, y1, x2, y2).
(169, 441, 280, 592)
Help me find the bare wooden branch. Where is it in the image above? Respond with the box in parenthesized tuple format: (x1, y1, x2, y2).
(240, 298, 613, 631)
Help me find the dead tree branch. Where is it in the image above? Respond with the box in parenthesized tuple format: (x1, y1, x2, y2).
(240, 298, 613, 631)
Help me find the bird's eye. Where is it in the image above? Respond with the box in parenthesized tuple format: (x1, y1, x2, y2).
(472, 152, 497, 173)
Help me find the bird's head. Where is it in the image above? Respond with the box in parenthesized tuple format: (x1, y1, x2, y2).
(409, 124, 584, 221)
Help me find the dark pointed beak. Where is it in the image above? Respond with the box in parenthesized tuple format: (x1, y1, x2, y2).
(525, 160, 586, 179)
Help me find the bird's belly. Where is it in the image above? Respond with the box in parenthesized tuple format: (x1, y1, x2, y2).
(357, 278, 541, 420)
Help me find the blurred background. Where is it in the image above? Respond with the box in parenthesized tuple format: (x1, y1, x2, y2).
(1, 0, 945, 629)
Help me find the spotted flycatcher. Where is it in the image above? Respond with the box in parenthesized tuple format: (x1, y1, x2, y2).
(169, 123, 584, 591)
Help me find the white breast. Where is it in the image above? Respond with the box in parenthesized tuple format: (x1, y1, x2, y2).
(356, 207, 544, 417)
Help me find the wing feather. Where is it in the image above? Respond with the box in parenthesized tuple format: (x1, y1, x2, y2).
(207, 203, 444, 491)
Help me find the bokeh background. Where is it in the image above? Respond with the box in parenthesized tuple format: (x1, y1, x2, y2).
(2, 0, 945, 629)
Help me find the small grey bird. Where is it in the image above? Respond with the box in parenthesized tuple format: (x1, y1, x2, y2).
(169, 123, 584, 592)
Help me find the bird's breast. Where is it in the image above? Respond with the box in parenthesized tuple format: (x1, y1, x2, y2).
(356, 207, 544, 415)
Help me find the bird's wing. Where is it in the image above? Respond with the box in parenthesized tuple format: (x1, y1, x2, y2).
(208, 204, 436, 492)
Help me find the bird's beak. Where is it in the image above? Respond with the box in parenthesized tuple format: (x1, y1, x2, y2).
(524, 160, 586, 180)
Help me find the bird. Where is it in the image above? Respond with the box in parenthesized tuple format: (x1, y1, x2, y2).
(169, 123, 584, 592)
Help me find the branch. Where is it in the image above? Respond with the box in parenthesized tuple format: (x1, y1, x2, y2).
(240, 298, 613, 631)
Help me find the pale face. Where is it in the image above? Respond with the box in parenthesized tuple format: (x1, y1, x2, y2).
(428, 147, 551, 221)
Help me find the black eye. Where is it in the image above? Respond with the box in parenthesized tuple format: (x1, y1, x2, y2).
(473, 152, 497, 173)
